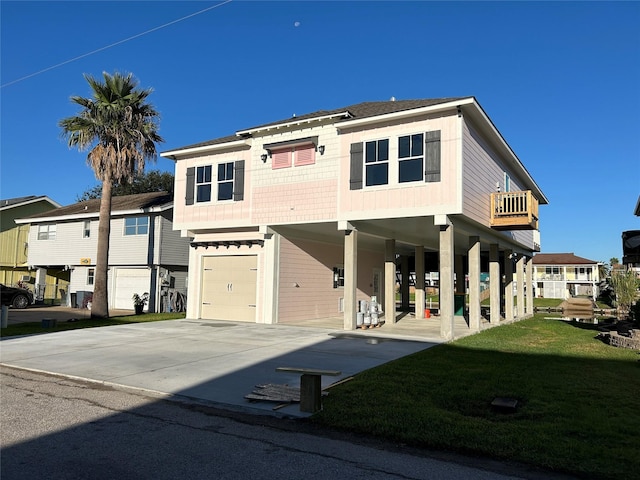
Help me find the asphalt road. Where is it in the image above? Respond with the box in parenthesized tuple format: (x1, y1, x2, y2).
(0, 366, 555, 480)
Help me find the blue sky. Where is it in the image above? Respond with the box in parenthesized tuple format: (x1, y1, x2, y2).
(1, 1, 639, 264)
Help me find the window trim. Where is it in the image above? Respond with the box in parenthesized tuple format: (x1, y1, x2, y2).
(196, 165, 212, 203)
(398, 133, 424, 183)
(124, 216, 149, 236)
(217, 162, 234, 201)
(87, 268, 95, 285)
(83, 220, 91, 238)
(37, 224, 56, 240)
(364, 138, 389, 187)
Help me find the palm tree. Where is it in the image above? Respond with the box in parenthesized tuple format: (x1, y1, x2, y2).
(59, 72, 163, 318)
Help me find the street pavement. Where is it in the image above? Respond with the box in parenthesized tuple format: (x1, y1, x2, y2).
(0, 314, 437, 417)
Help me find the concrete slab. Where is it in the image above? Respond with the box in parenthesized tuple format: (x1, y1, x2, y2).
(0, 319, 438, 417)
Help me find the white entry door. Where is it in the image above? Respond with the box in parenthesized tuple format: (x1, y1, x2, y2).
(200, 255, 257, 321)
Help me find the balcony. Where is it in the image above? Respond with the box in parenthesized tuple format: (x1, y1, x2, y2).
(490, 191, 539, 231)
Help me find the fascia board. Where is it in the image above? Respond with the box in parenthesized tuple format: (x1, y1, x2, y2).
(236, 112, 352, 136)
(0, 196, 62, 212)
(15, 204, 173, 224)
(161, 140, 248, 159)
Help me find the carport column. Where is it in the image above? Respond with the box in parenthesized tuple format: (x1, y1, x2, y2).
(415, 246, 425, 319)
(186, 245, 199, 319)
(525, 256, 534, 315)
(384, 239, 396, 324)
(400, 255, 410, 311)
(489, 244, 501, 324)
(516, 254, 525, 318)
(34, 267, 47, 302)
(343, 229, 358, 330)
(436, 216, 454, 340)
(504, 249, 514, 322)
(468, 236, 481, 332)
(261, 229, 280, 324)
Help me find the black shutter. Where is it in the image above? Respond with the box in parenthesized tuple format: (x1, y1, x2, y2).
(425, 130, 441, 183)
(233, 160, 245, 201)
(349, 142, 363, 190)
(186, 167, 195, 205)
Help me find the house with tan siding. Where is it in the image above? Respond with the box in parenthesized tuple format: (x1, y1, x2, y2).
(16, 192, 189, 313)
(162, 97, 548, 339)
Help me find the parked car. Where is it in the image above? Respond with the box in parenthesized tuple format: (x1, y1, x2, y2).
(0, 283, 34, 309)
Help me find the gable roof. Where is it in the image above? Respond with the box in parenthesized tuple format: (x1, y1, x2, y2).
(0, 195, 61, 211)
(164, 98, 466, 152)
(532, 253, 599, 265)
(15, 192, 173, 224)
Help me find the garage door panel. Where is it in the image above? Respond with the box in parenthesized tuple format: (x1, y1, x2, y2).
(114, 269, 150, 310)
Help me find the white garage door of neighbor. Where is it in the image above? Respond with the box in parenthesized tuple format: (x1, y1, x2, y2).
(201, 255, 257, 322)
(114, 268, 151, 309)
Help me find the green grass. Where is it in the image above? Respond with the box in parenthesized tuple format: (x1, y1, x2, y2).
(313, 315, 639, 479)
(0, 312, 186, 337)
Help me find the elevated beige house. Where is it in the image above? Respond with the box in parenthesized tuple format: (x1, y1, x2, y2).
(532, 253, 601, 300)
(16, 192, 189, 313)
(162, 97, 548, 339)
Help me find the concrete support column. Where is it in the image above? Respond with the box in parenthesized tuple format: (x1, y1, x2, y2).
(384, 239, 396, 324)
(34, 267, 47, 302)
(504, 249, 514, 322)
(400, 255, 410, 311)
(468, 236, 481, 332)
(343, 229, 358, 330)
(415, 246, 425, 319)
(526, 256, 534, 315)
(489, 244, 501, 324)
(516, 254, 525, 318)
(439, 224, 455, 340)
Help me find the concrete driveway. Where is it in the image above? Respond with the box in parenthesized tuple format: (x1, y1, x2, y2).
(0, 318, 438, 417)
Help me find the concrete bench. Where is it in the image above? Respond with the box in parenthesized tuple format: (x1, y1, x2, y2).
(275, 367, 341, 413)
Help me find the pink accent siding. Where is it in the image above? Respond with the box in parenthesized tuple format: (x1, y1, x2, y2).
(272, 149, 291, 169)
(252, 179, 338, 224)
(277, 236, 384, 323)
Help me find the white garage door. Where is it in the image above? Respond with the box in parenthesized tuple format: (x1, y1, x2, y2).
(200, 255, 257, 322)
(113, 268, 151, 310)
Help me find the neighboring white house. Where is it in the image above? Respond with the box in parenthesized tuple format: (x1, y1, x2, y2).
(532, 252, 601, 300)
(16, 192, 189, 312)
(162, 97, 549, 339)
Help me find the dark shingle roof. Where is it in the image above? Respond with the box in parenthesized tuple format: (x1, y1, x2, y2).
(1, 195, 44, 208)
(24, 192, 173, 221)
(532, 253, 599, 265)
(167, 97, 466, 152)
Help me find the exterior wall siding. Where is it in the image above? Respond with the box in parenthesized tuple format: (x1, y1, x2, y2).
(157, 212, 189, 266)
(339, 113, 460, 221)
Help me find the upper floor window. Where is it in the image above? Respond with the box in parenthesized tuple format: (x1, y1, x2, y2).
(83, 220, 91, 238)
(217, 162, 234, 201)
(38, 224, 56, 240)
(365, 139, 389, 186)
(398, 134, 424, 183)
(504, 173, 511, 192)
(125, 216, 148, 236)
(196, 165, 212, 202)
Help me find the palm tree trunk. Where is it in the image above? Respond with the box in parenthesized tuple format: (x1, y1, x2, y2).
(91, 181, 112, 319)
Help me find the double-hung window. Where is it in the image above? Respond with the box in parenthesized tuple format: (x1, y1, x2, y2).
(365, 139, 389, 186)
(398, 133, 424, 183)
(196, 165, 212, 202)
(83, 220, 91, 238)
(125, 216, 148, 236)
(87, 268, 95, 285)
(217, 162, 234, 201)
(38, 224, 56, 240)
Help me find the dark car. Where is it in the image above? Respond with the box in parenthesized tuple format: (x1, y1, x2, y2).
(0, 283, 34, 309)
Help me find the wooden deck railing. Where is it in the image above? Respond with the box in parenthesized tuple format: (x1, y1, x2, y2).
(490, 190, 539, 230)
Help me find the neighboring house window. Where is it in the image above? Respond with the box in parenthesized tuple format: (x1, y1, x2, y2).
(333, 266, 345, 288)
(196, 165, 212, 202)
(124, 216, 149, 236)
(398, 133, 424, 183)
(83, 220, 91, 238)
(365, 139, 389, 186)
(37, 224, 56, 240)
(217, 162, 234, 201)
(87, 268, 95, 285)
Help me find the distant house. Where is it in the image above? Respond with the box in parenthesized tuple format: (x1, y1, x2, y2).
(621, 195, 640, 272)
(16, 192, 190, 312)
(0, 195, 63, 302)
(532, 253, 601, 300)
(162, 97, 548, 338)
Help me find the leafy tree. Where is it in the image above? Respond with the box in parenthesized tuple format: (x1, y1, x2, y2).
(609, 257, 620, 268)
(77, 170, 174, 201)
(609, 269, 639, 318)
(59, 72, 163, 319)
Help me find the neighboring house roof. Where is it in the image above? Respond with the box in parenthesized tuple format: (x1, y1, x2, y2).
(532, 253, 599, 265)
(634, 195, 640, 216)
(0, 195, 61, 211)
(15, 192, 173, 224)
(166, 97, 466, 152)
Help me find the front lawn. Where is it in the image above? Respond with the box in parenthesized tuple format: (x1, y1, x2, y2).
(314, 315, 639, 479)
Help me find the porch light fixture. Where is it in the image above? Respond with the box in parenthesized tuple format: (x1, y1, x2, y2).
(317, 145, 325, 155)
